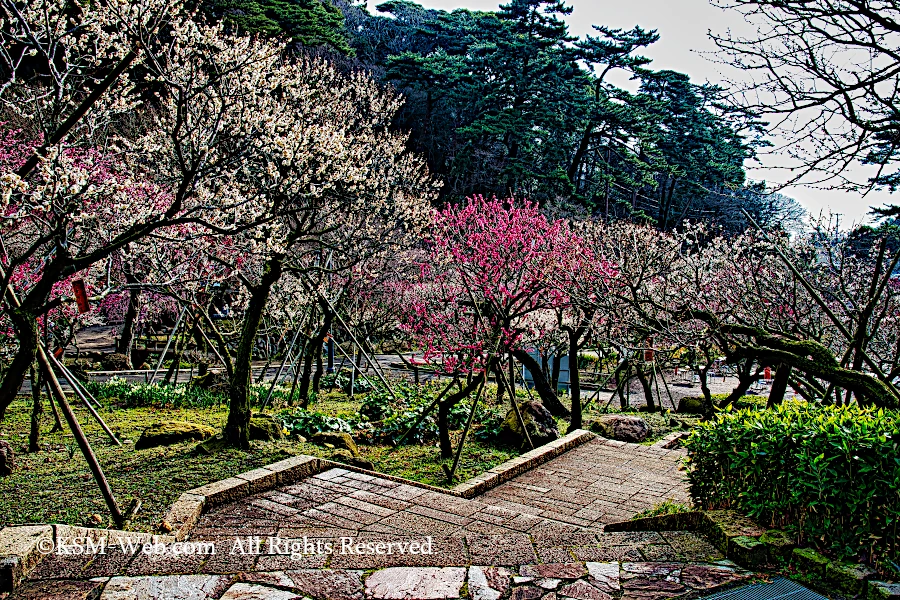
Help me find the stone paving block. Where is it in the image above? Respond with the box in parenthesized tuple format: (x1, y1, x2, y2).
(27, 552, 93, 580)
(826, 561, 878, 596)
(0, 525, 53, 592)
(253, 553, 328, 571)
(82, 548, 139, 579)
(536, 548, 576, 564)
(680, 564, 746, 591)
(329, 537, 468, 569)
(520, 564, 587, 579)
(236, 468, 279, 494)
(586, 562, 620, 592)
(510, 585, 543, 600)
(571, 546, 643, 563)
(468, 566, 511, 600)
(466, 535, 538, 566)
(123, 546, 209, 576)
(219, 583, 302, 600)
(869, 581, 900, 600)
(8, 578, 103, 599)
(659, 532, 723, 563)
(792, 548, 830, 577)
(638, 545, 677, 562)
(162, 495, 205, 542)
(244, 569, 364, 600)
(100, 574, 232, 599)
(557, 579, 613, 600)
(364, 566, 466, 599)
(189, 478, 250, 508)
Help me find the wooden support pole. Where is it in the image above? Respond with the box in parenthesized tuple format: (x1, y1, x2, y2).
(149, 308, 186, 384)
(49, 354, 121, 446)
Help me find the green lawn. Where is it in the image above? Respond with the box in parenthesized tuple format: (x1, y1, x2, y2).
(0, 395, 516, 532)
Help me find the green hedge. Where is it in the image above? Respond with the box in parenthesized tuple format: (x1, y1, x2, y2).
(684, 401, 900, 565)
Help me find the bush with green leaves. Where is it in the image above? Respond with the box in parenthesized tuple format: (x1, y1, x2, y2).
(321, 369, 376, 395)
(276, 407, 352, 438)
(84, 377, 223, 408)
(684, 401, 900, 565)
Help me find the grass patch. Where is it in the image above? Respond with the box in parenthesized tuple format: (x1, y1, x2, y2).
(631, 499, 692, 520)
(0, 391, 517, 532)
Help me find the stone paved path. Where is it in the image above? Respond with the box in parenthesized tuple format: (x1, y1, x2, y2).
(479, 439, 689, 527)
(6, 440, 714, 599)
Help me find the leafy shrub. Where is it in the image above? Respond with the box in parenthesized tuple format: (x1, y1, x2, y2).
(85, 377, 223, 408)
(276, 407, 352, 438)
(321, 369, 376, 394)
(474, 408, 506, 442)
(685, 401, 900, 565)
(360, 388, 394, 421)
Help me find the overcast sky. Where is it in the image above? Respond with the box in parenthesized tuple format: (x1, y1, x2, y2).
(365, 0, 893, 227)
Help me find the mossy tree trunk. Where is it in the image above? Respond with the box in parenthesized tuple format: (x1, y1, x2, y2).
(224, 257, 284, 449)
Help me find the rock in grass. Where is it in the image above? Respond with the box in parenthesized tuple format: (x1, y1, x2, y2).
(249, 415, 284, 441)
(0, 440, 13, 476)
(792, 547, 831, 577)
(826, 561, 877, 596)
(502, 400, 560, 446)
(135, 421, 216, 450)
(331, 449, 374, 470)
(590, 414, 648, 443)
(677, 396, 710, 414)
(100, 352, 130, 371)
(311, 431, 359, 456)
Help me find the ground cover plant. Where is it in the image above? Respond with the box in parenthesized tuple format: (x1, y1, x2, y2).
(685, 401, 900, 568)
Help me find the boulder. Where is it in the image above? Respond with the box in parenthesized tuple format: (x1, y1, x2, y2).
(331, 449, 374, 470)
(249, 415, 284, 441)
(677, 396, 710, 415)
(191, 370, 229, 394)
(100, 353, 130, 371)
(502, 401, 560, 447)
(311, 431, 359, 457)
(0, 440, 13, 476)
(591, 414, 649, 442)
(135, 421, 217, 450)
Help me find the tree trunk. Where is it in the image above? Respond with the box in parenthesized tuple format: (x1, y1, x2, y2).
(312, 311, 333, 394)
(494, 363, 505, 403)
(719, 360, 758, 408)
(512, 350, 570, 417)
(298, 347, 314, 407)
(0, 311, 39, 421)
(635, 364, 656, 411)
(767, 363, 791, 408)
(568, 329, 583, 430)
(299, 313, 330, 409)
(29, 362, 43, 452)
(437, 375, 483, 459)
(551, 354, 561, 391)
(224, 258, 284, 448)
(117, 286, 140, 369)
(437, 400, 452, 460)
(697, 364, 712, 405)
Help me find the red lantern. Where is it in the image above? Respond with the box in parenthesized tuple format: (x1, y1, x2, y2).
(72, 279, 90, 314)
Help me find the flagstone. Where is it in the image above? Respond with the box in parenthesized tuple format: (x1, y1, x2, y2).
(364, 567, 466, 599)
